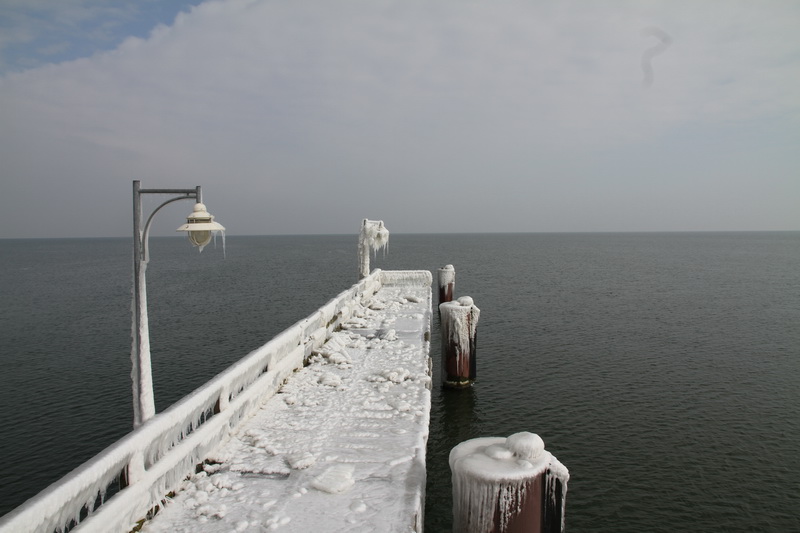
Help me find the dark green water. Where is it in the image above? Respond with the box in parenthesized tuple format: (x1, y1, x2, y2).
(1, 233, 798, 531)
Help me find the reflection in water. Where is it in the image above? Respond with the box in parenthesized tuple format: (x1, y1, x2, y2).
(426, 386, 481, 533)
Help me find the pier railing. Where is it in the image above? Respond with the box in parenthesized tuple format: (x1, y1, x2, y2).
(0, 269, 430, 533)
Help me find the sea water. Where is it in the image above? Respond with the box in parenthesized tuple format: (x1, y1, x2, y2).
(0, 233, 798, 532)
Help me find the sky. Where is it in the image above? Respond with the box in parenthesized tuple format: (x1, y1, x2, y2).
(1, 0, 798, 238)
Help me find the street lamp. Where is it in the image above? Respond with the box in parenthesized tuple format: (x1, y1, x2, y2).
(131, 180, 225, 428)
(177, 202, 226, 249)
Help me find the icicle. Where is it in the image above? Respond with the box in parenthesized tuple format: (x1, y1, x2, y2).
(364, 220, 389, 255)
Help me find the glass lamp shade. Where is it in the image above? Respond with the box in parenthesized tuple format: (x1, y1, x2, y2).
(177, 203, 225, 248)
(187, 229, 213, 247)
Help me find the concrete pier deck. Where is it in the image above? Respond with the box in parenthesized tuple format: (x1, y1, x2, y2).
(140, 274, 432, 533)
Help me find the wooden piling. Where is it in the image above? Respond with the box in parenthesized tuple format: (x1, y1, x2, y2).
(450, 432, 569, 533)
(440, 296, 479, 387)
(437, 264, 455, 306)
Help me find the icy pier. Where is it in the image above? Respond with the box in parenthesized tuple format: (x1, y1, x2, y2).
(0, 270, 432, 533)
(142, 271, 432, 533)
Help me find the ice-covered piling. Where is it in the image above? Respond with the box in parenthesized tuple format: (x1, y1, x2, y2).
(437, 264, 456, 307)
(450, 432, 569, 533)
(439, 296, 479, 387)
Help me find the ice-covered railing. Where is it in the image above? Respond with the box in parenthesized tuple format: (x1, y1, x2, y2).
(0, 269, 430, 533)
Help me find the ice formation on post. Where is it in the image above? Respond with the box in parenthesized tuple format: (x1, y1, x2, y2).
(132, 255, 156, 428)
(439, 296, 479, 387)
(358, 219, 389, 279)
(437, 264, 456, 305)
(450, 432, 569, 533)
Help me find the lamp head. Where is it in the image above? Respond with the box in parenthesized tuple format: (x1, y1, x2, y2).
(176, 203, 225, 249)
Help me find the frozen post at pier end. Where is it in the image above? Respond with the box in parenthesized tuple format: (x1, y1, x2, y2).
(450, 432, 569, 533)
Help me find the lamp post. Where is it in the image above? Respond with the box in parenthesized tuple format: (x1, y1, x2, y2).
(131, 180, 225, 428)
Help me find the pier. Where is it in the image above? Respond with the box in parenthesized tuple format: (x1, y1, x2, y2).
(0, 218, 571, 533)
(0, 269, 433, 533)
(142, 270, 433, 532)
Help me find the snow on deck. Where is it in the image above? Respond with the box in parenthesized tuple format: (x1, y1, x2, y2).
(141, 279, 432, 533)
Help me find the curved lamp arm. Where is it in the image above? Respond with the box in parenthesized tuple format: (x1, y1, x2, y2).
(140, 195, 195, 263)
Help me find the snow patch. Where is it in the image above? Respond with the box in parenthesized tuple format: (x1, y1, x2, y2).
(318, 372, 343, 388)
(311, 464, 355, 494)
(350, 500, 367, 513)
(286, 451, 316, 470)
(380, 329, 398, 341)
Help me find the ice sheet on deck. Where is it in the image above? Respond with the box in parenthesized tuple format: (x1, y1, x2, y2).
(141, 284, 431, 533)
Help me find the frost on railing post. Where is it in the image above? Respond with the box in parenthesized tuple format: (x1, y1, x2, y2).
(437, 264, 456, 308)
(450, 432, 569, 533)
(358, 219, 390, 279)
(122, 450, 146, 489)
(440, 296, 479, 387)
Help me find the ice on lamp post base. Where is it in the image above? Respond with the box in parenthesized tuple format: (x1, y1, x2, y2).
(450, 432, 569, 533)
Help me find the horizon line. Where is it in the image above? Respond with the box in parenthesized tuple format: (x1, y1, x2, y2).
(1, 229, 799, 241)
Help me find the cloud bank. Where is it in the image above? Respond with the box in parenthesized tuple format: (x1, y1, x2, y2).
(1, 0, 799, 237)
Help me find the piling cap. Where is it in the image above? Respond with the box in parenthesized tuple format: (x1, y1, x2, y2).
(449, 433, 550, 483)
(506, 432, 545, 461)
(457, 296, 474, 306)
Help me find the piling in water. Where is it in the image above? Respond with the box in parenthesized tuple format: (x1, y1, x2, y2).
(440, 296, 479, 387)
(450, 432, 569, 533)
(437, 264, 455, 307)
